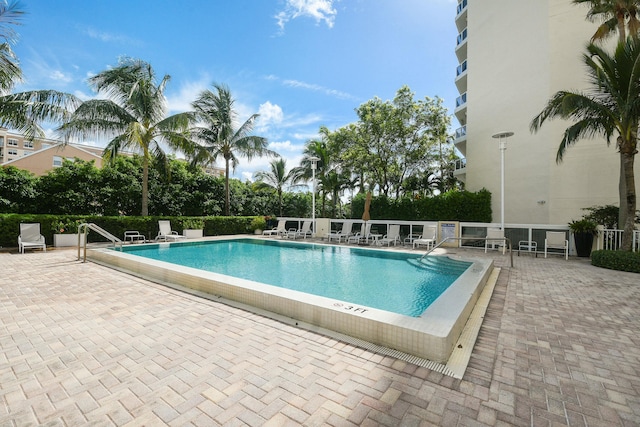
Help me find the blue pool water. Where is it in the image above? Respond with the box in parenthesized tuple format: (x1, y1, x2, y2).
(119, 239, 471, 317)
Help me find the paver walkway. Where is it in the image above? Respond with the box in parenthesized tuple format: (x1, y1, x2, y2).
(1, 248, 639, 426)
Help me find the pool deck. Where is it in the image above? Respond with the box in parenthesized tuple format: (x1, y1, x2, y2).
(1, 243, 639, 426)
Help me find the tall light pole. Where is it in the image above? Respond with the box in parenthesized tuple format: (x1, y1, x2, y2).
(309, 156, 320, 236)
(492, 131, 513, 231)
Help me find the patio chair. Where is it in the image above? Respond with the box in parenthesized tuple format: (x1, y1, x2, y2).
(545, 231, 568, 260)
(18, 223, 46, 254)
(156, 220, 186, 242)
(413, 226, 437, 250)
(263, 219, 287, 237)
(485, 228, 505, 254)
(347, 222, 372, 244)
(378, 224, 401, 246)
(327, 221, 354, 243)
(286, 220, 312, 239)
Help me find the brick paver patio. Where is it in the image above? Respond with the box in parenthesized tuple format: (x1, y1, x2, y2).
(1, 247, 639, 426)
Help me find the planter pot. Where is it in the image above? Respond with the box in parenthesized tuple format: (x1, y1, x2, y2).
(254, 229, 263, 235)
(573, 232, 594, 257)
(54, 233, 86, 247)
(182, 229, 204, 239)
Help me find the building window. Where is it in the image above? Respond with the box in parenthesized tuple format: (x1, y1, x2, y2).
(7, 138, 18, 147)
(23, 141, 33, 149)
(7, 148, 18, 156)
(53, 156, 63, 167)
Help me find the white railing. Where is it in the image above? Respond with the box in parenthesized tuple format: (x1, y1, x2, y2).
(456, 60, 467, 77)
(456, 92, 467, 108)
(454, 158, 466, 170)
(455, 125, 466, 140)
(599, 228, 640, 252)
(457, 0, 468, 15)
(457, 28, 468, 46)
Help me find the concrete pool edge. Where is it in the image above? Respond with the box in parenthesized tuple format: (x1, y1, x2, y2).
(86, 238, 494, 364)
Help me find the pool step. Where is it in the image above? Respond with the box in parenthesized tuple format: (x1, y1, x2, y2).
(408, 256, 470, 275)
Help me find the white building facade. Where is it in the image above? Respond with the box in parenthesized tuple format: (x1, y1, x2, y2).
(453, 0, 639, 225)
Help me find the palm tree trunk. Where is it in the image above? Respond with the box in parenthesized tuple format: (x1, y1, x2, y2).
(141, 150, 149, 216)
(278, 188, 283, 217)
(619, 153, 628, 229)
(224, 156, 231, 216)
(620, 151, 636, 251)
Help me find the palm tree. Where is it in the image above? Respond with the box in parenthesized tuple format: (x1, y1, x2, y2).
(574, 0, 640, 229)
(189, 83, 275, 216)
(574, 0, 640, 42)
(254, 158, 304, 216)
(58, 58, 193, 216)
(530, 40, 638, 251)
(0, 2, 79, 139)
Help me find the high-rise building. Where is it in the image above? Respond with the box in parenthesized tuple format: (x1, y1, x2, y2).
(453, 0, 639, 225)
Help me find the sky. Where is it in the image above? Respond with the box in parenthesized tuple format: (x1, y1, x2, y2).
(12, 0, 459, 181)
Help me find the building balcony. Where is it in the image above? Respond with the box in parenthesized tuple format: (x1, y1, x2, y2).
(453, 158, 466, 182)
(455, 27, 468, 61)
(454, 126, 467, 156)
(455, 60, 467, 92)
(454, 92, 467, 124)
(455, 0, 467, 32)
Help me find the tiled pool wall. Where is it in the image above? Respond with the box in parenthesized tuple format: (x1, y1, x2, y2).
(87, 238, 493, 363)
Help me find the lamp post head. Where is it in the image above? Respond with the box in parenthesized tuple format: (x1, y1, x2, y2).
(492, 131, 513, 151)
(309, 156, 320, 170)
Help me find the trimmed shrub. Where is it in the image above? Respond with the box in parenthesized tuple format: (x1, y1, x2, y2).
(0, 214, 256, 249)
(591, 250, 640, 273)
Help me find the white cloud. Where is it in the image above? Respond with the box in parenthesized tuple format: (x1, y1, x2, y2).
(258, 101, 284, 124)
(269, 140, 303, 152)
(166, 76, 210, 114)
(241, 171, 254, 182)
(275, 0, 337, 33)
(81, 26, 143, 46)
(256, 101, 284, 132)
(49, 70, 72, 83)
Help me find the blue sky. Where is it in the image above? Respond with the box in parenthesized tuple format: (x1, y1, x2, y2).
(13, 0, 459, 181)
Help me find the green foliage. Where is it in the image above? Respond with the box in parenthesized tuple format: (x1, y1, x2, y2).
(248, 216, 267, 232)
(350, 189, 492, 222)
(180, 217, 204, 229)
(0, 214, 256, 248)
(0, 166, 37, 213)
(581, 204, 640, 229)
(51, 218, 82, 234)
(591, 250, 640, 273)
(568, 219, 599, 235)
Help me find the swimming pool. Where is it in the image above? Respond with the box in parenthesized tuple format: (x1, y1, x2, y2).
(87, 236, 493, 363)
(122, 238, 471, 317)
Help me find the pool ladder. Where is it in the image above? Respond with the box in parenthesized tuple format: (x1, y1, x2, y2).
(419, 236, 513, 268)
(77, 223, 123, 262)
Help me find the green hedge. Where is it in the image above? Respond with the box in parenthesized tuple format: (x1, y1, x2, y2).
(350, 189, 492, 222)
(0, 214, 257, 249)
(591, 250, 640, 273)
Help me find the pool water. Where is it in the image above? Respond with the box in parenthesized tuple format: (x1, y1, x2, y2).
(120, 238, 471, 317)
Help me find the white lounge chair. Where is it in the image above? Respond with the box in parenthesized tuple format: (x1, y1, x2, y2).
(347, 222, 372, 244)
(286, 221, 312, 239)
(263, 219, 287, 237)
(18, 223, 46, 254)
(413, 226, 437, 250)
(327, 221, 353, 243)
(545, 231, 568, 260)
(379, 224, 401, 246)
(156, 220, 186, 242)
(485, 228, 505, 254)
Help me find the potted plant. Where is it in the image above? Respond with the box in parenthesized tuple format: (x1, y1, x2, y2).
(181, 218, 205, 239)
(52, 219, 85, 247)
(569, 218, 599, 257)
(249, 216, 267, 235)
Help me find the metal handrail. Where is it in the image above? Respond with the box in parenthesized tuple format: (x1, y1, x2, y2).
(77, 223, 123, 262)
(419, 236, 513, 268)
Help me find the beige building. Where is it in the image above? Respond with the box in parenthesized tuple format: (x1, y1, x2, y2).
(0, 129, 104, 176)
(453, 0, 639, 226)
(0, 128, 225, 177)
